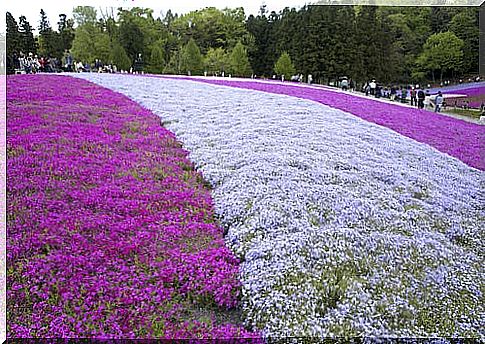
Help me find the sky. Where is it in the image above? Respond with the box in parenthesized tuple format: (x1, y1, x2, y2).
(2, 0, 307, 33)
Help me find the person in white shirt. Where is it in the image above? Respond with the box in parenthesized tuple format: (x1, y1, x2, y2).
(369, 79, 377, 95)
(434, 91, 444, 112)
(424, 91, 431, 109)
(75, 61, 84, 72)
(341, 78, 348, 91)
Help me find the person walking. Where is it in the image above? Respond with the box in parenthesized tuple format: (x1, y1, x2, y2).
(417, 87, 425, 109)
(364, 82, 370, 96)
(424, 90, 431, 109)
(410, 86, 417, 107)
(434, 91, 444, 112)
(64, 51, 73, 72)
(24, 53, 33, 74)
(133, 53, 144, 74)
(401, 87, 408, 103)
(341, 78, 348, 91)
(369, 79, 377, 96)
(390, 86, 396, 101)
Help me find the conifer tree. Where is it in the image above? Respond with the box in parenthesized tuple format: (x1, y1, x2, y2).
(274, 51, 296, 80)
(228, 41, 252, 77)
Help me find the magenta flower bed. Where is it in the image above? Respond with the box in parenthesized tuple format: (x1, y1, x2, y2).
(444, 86, 485, 108)
(7, 74, 259, 339)
(169, 77, 484, 171)
(427, 81, 485, 94)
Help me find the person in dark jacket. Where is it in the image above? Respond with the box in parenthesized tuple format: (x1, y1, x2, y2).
(133, 53, 144, 74)
(410, 86, 417, 107)
(401, 87, 407, 103)
(417, 86, 425, 109)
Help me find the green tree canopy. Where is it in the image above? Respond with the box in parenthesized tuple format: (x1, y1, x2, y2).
(449, 9, 479, 74)
(246, 10, 272, 77)
(7, 4, 477, 82)
(274, 51, 296, 79)
(71, 23, 110, 64)
(228, 41, 252, 77)
(204, 47, 227, 75)
(72, 6, 97, 26)
(18, 15, 36, 54)
(110, 41, 132, 71)
(118, 18, 145, 62)
(147, 40, 166, 74)
(38, 9, 60, 59)
(6, 12, 21, 56)
(416, 31, 464, 82)
(58, 14, 75, 55)
(181, 38, 204, 75)
(163, 49, 182, 74)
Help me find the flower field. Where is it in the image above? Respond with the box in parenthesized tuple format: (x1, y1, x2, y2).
(7, 74, 260, 339)
(427, 81, 485, 94)
(168, 76, 484, 171)
(444, 85, 485, 108)
(74, 73, 484, 339)
(424, 82, 485, 108)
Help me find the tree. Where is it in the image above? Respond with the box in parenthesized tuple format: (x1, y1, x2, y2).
(228, 41, 252, 77)
(39, 9, 50, 33)
(416, 31, 464, 83)
(163, 9, 176, 29)
(295, 6, 329, 84)
(246, 12, 271, 76)
(73, 6, 97, 26)
(147, 40, 166, 73)
(119, 18, 145, 62)
(6, 12, 20, 55)
(326, 6, 357, 83)
(38, 9, 59, 58)
(171, 7, 252, 54)
(71, 25, 97, 63)
(380, 8, 429, 83)
(18, 16, 36, 54)
(71, 21, 110, 64)
(58, 14, 75, 54)
(163, 49, 182, 74)
(449, 9, 479, 74)
(110, 41, 131, 71)
(205, 47, 227, 75)
(6, 12, 21, 73)
(430, 7, 452, 34)
(274, 52, 296, 79)
(181, 38, 203, 75)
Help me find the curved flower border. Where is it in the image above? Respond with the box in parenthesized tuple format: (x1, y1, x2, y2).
(7, 74, 259, 339)
(73, 73, 484, 339)
(168, 76, 485, 171)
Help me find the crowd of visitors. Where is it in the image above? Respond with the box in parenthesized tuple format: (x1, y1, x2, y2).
(335, 77, 483, 113)
(9, 52, 61, 73)
(8, 51, 144, 75)
(362, 81, 454, 112)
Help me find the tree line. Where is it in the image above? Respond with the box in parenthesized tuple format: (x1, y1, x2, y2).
(6, 5, 479, 85)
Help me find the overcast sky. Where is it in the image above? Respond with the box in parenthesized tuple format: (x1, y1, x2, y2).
(2, 0, 308, 33)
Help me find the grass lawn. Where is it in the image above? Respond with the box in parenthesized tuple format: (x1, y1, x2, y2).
(444, 107, 483, 119)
